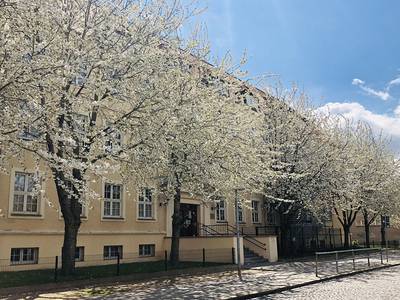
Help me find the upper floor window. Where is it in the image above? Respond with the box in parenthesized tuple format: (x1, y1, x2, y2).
(236, 203, 244, 223)
(138, 188, 153, 219)
(104, 127, 122, 153)
(251, 200, 260, 223)
(71, 113, 89, 136)
(12, 172, 39, 215)
(10, 248, 38, 265)
(382, 215, 390, 228)
(216, 200, 226, 222)
(104, 183, 122, 218)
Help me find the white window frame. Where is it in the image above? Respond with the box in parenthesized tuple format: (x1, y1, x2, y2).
(139, 244, 155, 257)
(216, 200, 226, 222)
(103, 245, 122, 260)
(252, 200, 260, 223)
(10, 171, 40, 216)
(236, 203, 244, 223)
(103, 183, 123, 219)
(104, 126, 122, 153)
(10, 248, 38, 265)
(138, 188, 154, 220)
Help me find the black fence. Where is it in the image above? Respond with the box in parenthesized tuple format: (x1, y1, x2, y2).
(0, 248, 235, 288)
(280, 225, 343, 257)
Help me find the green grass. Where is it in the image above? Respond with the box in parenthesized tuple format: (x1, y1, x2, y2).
(0, 261, 226, 289)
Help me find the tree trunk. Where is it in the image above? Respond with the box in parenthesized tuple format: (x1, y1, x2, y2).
(61, 220, 80, 275)
(343, 225, 351, 249)
(170, 186, 181, 265)
(55, 171, 82, 276)
(363, 211, 370, 248)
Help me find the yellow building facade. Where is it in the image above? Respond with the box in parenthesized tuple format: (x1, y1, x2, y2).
(0, 152, 278, 271)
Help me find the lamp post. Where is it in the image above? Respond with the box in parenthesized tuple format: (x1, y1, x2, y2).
(235, 189, 243, 281)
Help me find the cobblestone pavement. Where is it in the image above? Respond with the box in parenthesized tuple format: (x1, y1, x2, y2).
(259, 265, 400, 300)
(7, 252, 400, 300)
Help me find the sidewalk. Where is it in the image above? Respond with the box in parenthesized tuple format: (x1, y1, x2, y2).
(4, 253, 400, 300)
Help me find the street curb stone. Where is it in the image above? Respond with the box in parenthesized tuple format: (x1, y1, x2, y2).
(229, 263, 400, 299)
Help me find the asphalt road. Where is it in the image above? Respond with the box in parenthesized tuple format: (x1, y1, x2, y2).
(259, 265, 400, 300)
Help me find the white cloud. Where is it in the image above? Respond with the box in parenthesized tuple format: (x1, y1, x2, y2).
(394, 105, 400, 118)
(388, 76, 400, 88)
(352, 78, 365, 85)
(316, 102, 400, 148)
(351, 78, 390, 101)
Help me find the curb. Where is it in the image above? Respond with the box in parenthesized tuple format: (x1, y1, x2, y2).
(229, 263, 400, 299)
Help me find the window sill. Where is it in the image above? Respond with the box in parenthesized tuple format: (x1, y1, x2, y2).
(10, 213, 42, 217)
(102, 217, 125, 221)
(10, 262, 38, 266)
(137, 218, 157, 222)
(216, 221, 228, 223)
(139, 255, 155, 258)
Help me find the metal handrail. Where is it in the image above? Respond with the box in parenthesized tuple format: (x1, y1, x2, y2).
(315, 247, 388, 277)
(200, 224, 267, 251)
(225, 224, 267, 251)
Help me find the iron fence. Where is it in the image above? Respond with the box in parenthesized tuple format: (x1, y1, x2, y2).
(0, 247, 235, 287)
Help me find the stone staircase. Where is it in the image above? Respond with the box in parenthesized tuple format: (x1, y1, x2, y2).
(244, 247, 269, 267)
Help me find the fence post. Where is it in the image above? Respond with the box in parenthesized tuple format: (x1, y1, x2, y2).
(116, 252, 120, 276)
(386, 246, 389, 263)
(315, 253, 318, 277)
(367, 251, 370, 267)
(381, 248, 384, 264)
(54, 256, 58, 282)
(202, 248, 206, 267)
(335, 251, 339, 273)
(232, 247, 235, 264)
(164, 250, 168, 271)
(352, 249, 355, 270)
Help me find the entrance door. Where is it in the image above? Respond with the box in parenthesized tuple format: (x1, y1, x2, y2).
(181, 204, 198, 236)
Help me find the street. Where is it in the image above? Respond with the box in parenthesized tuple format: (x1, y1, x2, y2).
(260, 265, 400, 300)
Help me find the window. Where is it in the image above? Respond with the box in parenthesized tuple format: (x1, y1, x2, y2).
(251, 200, 260, 223)
(71, 113, 89, 136)
(75, 247, 84, 262)
(103, 183, 122, 218)
(244, 95, 257, 107)
(103, 245, 122, 260)
(104, 127, 122, 153)
(10, 248, 38, 265)
(216, 200, 226, 222)
(138, 188, 153, 219)
(139, 244, 155, 257)
(235, 203, 244, 223)
(12, 172, 39, 215)
(382, 216, 390, 228)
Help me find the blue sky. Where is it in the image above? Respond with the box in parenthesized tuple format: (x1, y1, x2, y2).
(182, 0, 400, 150)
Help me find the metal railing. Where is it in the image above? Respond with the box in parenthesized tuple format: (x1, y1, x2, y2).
(200, 224, 267, 251)
(315, 247, 389, 277)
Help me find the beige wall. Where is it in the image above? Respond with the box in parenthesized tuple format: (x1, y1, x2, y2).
(244, 236, 278, 262)
(0, 154, 276, 271)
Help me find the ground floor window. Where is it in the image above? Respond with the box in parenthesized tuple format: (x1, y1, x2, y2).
(252, 200, 260, 223)
(75, 246, 85, 262)
(10, 248, 38, 265)
(103, 245, 122, 260)
(139, 244, 155, 257)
